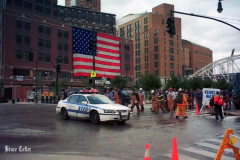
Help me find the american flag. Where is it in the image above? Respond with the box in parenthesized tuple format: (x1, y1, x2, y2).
(72, 27, 120, 79)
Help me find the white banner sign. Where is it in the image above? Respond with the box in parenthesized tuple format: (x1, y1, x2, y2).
(95, 80, 111, 85)
(202, 88, 220, 106)
(16, 76, 23, 81)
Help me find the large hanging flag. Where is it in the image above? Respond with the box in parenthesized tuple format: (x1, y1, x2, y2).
(72, 27, 120, 79)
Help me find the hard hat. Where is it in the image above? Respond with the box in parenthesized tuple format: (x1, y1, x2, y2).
(139, 88, 142, 90)
(151, 90, 154, 93)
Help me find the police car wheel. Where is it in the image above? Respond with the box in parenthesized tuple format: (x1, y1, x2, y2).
(61, 108, 69, 120)
(90, 111, 100, 124)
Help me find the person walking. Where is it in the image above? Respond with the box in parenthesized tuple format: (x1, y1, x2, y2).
(61, 89, 68, 100)
(150, 90, 157, 112)
(113, 86, 122, 104)
(139, 88, 145, 111)
(105, 87, 113, 101)
(175, 89, 188, 119)
(196, 89, 203, 113)
(131, 88, 140, 114)
(168, 87, 176, 115)
(214, 91, 224, 120)
(156, 91, 165, 114)
(188, 89, 194, 109)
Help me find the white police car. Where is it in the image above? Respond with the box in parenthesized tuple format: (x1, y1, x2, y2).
(56, 94, 132, 124)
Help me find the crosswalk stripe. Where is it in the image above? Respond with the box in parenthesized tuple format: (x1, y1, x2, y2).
(207, 138, 223, 144)
(197, 142, 233, 152)
(163, 153, 198, 160)
(184, 147, 233, 160)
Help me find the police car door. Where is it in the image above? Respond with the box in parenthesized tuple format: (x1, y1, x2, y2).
(67, 95, 80, 117)
(77, 95, 90, 118)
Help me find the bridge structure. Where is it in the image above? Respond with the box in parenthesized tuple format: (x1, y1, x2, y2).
(188, 51, 240, 83)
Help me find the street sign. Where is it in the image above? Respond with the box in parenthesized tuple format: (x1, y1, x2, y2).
(91, 71, 96, 77)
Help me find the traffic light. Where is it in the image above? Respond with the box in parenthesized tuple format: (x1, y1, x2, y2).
(89, 38, 96, 53)
(166, 17, 176, 36)
(29, 51, 33, 61)
(56, 64, 61, 73)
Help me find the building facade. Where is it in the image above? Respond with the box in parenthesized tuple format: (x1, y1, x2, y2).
(58, 5, 116, 35)
(182, 39, 213, 75)
(119, 38, 134, 84)
(0, 0, 130, 100)
(65, 0, 101, 12)
(117, 3, 183, 84)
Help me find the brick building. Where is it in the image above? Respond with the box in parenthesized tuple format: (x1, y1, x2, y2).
(117, 3, 183, 84)
(0, 0, 133, 100)
(65, 0, 101, 12)
(57, 5, 116, 35)
(182, 39, 213, 75)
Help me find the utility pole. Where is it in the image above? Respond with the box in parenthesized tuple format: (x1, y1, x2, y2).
(35, 60, 38, 103)
(90, 30, 97, 89)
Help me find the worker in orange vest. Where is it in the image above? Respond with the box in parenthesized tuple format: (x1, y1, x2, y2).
(139, 88, 145, 111)
(113, 86, 122, 104)
(175, 89, 188, 119)
(150, 90, 156, 112)
(131, 88, 140, 114)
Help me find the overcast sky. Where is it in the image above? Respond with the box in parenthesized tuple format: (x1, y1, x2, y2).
(58, 0, 240, 73)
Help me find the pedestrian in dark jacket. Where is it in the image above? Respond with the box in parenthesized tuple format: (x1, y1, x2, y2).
(214, 91, 224, 120)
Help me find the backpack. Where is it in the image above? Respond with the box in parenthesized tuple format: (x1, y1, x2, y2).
(209, 97, 214, 106)
(217, 98, 224, 106)
(174, 94, 183, 104)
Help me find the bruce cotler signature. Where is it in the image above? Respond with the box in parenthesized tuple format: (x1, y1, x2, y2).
(5, 145, 31, 153)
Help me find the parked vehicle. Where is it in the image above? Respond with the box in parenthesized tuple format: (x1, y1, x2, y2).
(0, 97, 8, 103)
(56, 94, 132, 124)
(121, 91, 131, 107)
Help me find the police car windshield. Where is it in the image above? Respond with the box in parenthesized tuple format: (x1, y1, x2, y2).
(87, 95, 113, 104)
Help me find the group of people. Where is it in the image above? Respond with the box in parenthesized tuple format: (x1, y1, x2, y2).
(148, 87, 188, 118)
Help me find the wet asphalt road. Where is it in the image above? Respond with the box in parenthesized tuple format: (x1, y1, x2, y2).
(0, 103, 240, 160)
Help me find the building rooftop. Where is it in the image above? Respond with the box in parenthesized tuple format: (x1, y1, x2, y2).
(182, 39, 211, 50)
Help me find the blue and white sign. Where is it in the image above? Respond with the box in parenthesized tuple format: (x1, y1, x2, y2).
(202, 88, 220, 105)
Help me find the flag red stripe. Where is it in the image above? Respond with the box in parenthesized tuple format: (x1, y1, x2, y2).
(97, 54, 120, 60)
(97, 47, 119, 54)
(73, 65, 120, 73)
(74, 72, 115, 79)
(73, 57, 120, 66)
(97, 40, 119, 48)
(97, 33, 119, 41)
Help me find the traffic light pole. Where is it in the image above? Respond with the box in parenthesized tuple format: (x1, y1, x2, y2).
(92, 30, 97, 89)
(170, 10, 240, 31)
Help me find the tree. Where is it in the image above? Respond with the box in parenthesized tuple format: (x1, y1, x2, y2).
(164, 75, 183, 90)
(110, 76, 127, 90)
(140, 74, 162, 91)
(213, 79, 232, 90)
(58, 79, 69, 89)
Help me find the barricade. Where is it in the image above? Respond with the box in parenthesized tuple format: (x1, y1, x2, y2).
(215, 128, 240, 160)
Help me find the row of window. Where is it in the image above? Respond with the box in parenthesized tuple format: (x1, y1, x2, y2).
(13, 0, 58, 15)
(16, 35, 30, 45)
(195, 51, 212, 57)
(13, 69, 71, 78)
(57, 42, 69, 51)
(58, 8, 115, 25)
(57, 29, 69, 38)
(124, 44, 130, 51)
(38, 25, 51, 35)
(38, 39, 51, 48)
(154, 61, 175, 69)
(16, 20, 31, 30)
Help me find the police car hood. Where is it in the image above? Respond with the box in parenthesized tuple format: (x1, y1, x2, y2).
(92, 104, 129, 110)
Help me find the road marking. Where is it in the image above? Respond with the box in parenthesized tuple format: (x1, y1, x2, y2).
(207, 138, 224, 144)
(197, 142, 233, 152)
(163, 153, 198, 160)
(184, 147, 234, 160)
